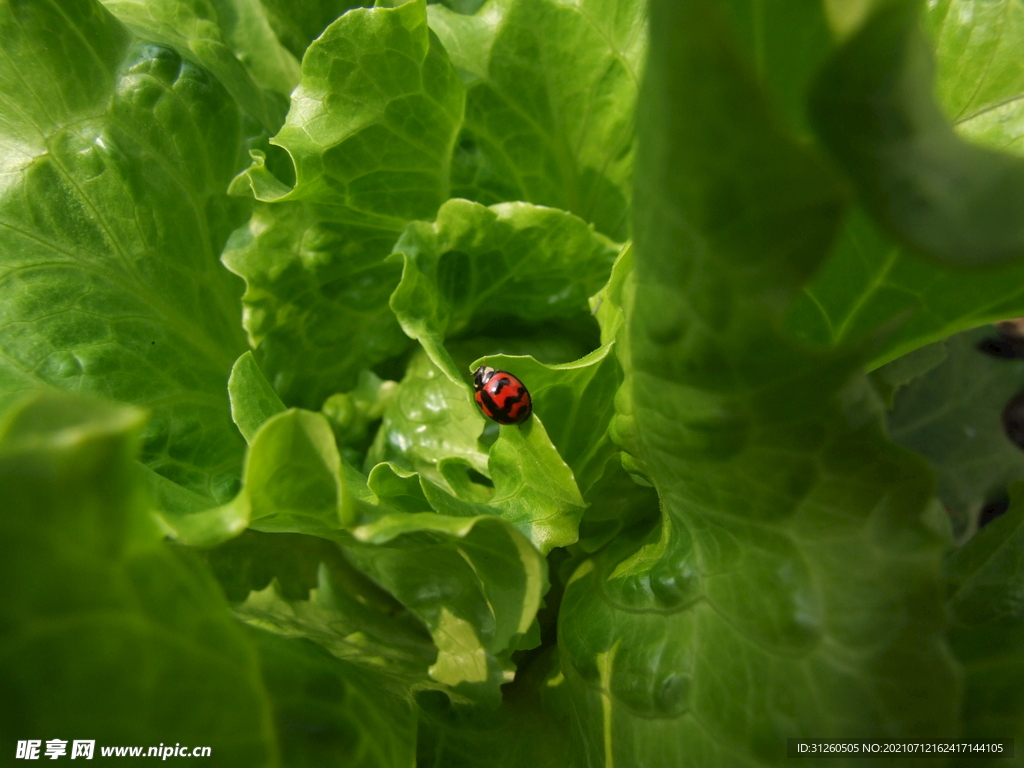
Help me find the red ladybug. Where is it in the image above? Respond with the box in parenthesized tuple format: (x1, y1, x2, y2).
(472, 366, 533, 425)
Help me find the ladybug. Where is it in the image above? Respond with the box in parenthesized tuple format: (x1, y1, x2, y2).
(472, 366, 533, 425)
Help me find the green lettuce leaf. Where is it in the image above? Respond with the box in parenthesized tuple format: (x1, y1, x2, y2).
(946, 481, 1024, 627)
(886, 327, 1024, 531)
(427, 0, 645, 241)
(202, 528, 345, 600)
(0, 0, 252, 501)
(928, 0, 1024, 157)
(255, 0, 371, 62)
(415, 648, 572, 768)
(206, 529, 438, 700)
(207, 382, 549, 706)
(345, 508, 546, 707)
(575, 242, 661, 551)
(715, 0, 834, 140)
(232, 0, 463, 225)
(419, 414, 586, 554)
(337, 456, 553, 706)
(470, 346, 618, 496)
(236, 554, 437, 689)
(243, 409, 353, 537)
(575, 452, 660, 554)
(811, 0, 1024, 267)
(249, 630, 417, 768)
(381, 198, 613, 549)
(225, 0, 465, 405)
(229, 350, 288, 443)
(221, 202, 410, 407)
(949, 615, 1024, 758)
(13, 0, 1024, 759)
(0, 392, 276, 763)
(788, 207, 1024, 369)
(367, 348, 585, 552)
(389, 198, 618, 383)
(100, 0, 298, 128)
(557, 2, 959, 763)
(228, 343, 577, 555)
(788, 0, 1024, 368)
(367, 348, 489, 481)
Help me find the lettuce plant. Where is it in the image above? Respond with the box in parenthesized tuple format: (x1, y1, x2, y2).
(3, 0, 1024, 765)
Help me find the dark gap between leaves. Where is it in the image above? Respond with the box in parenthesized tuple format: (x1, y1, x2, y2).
(978, 495, 1010, 529)
(977, 334, 1024, 359)
(1002, 390, 1024, 449)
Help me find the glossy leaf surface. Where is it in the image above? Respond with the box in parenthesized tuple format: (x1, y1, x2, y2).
(0, 0, 251, 501)
(389, 198, 618, 383)
(427, 0, 645, 241)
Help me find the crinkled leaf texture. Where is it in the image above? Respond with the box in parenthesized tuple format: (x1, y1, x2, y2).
(8, 0, 1024, 763)
(0, 0, 252, 501)
(368, 348, 490, 480)
(366, 347, 585, 554)
(221, 202, 410, 408)
(208, 364, 552, 707)
(237, 559, 438, 693)
(556, 2, 961, 765)
(389, 198, 618, 383)
(100, 0, 297, 129)
(224, 0, 466, 406)
(232, 0, 464, 223)
(427, 0, 646, 241)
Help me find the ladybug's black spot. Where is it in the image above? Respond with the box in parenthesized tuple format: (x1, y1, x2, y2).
(479, 387, 530, 425)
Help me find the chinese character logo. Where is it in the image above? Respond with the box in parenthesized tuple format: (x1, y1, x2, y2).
(16, 741, 41, 760)
(16, 739, 94, 760)
(70, 741, 94, 760)
(44, 740, 67, 760)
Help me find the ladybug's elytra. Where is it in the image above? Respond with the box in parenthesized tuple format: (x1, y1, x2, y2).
(472, 366, 533, 425)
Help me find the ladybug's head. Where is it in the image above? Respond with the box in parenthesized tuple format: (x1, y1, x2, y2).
(472, 365, 496, 391)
